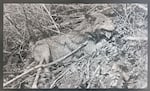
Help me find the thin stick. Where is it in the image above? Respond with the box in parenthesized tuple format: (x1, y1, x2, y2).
(123, 36, 148, 41)
(50, 67, 70, 88)
(3, 42, 87, 87)
(26, 61, 35, 69)
(135, 4, 147, 11)
(87, 5, 98, 14)
(42, 4, 61, 33)
(31, 59, 44, 88)
(43, 26, 64, 34)
(50, 55, 86, 88)
(5, 15, 23, 36)
(3, 50, 11, 54)
(87, 65, 100, 88)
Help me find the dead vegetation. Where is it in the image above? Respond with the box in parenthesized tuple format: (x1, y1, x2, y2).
(3, 4, 148, 89)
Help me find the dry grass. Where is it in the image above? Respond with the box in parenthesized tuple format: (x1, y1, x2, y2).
(3, 4, 148, 89)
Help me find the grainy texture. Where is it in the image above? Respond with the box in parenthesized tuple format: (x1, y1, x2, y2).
(3, 4, 148, 89)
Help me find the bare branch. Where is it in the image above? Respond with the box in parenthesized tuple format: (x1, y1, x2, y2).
(3, 42, 87, 87)
(32, 59, 44, 88)
(42, 4, 61, 33)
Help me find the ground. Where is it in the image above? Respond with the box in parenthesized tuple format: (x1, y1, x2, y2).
(3, 4, 148, 89)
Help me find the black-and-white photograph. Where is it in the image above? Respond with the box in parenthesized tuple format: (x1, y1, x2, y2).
(3, 4, 148, 89)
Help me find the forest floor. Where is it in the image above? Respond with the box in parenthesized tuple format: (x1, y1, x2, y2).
(3, 4, 148, 89)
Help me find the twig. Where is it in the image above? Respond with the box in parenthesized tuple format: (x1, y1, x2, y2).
(52, 66, 64, 74)
(3, 71, 23, 74)
(31, 59, 44, 88)
(26, 61, 36, 69)
(135, 4, 147, 11)
(87, 4, 111, 14)
(123, 36, 148, 41)
(50, 67, 70, 88)
(50, 55, 86, 88)
(42, 26, 64, 35)
(18, 46, 24, 63)
(43, 5, 111, 33)
(87, 5, 98, 14)
(3, 42, 87, 87)
(87, 58, 90, 80)
(42, 4, 61, 33)
(5, 15, 23, 37)
(3, 50, 11, 54)
(108, 4, 124, 19)
(87, 65, 100, 88)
